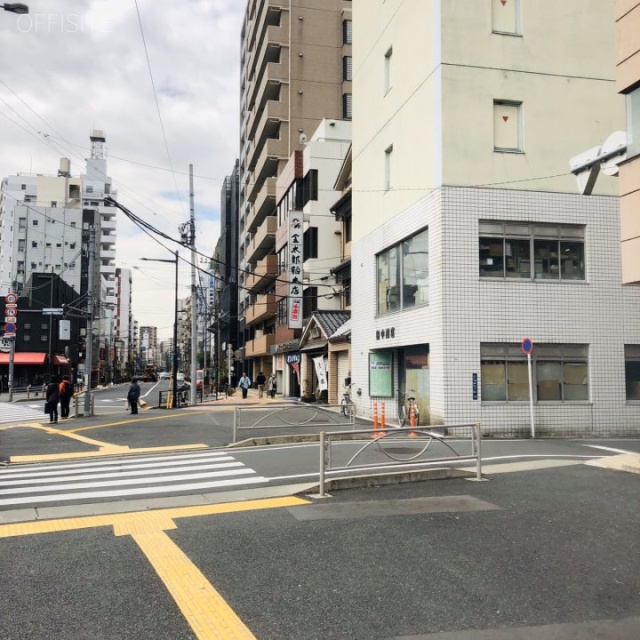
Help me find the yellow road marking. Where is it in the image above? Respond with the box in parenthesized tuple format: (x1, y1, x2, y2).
(0, 496, 309, 639)
(133, 530, 256, 639)
(11, 444, 207, 463)
(68, 412, 184, 433)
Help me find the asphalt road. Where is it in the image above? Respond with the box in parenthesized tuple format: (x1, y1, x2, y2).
(1, 462, 639, 639)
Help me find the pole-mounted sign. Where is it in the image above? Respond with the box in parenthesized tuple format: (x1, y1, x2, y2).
(522, 337, 535, 438)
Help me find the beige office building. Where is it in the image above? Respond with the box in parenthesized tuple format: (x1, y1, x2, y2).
(617, 1, 640, 283)
(239, 0, 353, 377)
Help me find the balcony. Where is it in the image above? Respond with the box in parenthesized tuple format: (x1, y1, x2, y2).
(247, 177, 276, 232)
(248, 23, 286, 84)
(246, 254, 278, 292)
(245, 293, 277, 325)
(248, 98, 287, 143)
(245, 216, 277, 263)
(248, 60, 287, 116)
(244, 333, 276, 358)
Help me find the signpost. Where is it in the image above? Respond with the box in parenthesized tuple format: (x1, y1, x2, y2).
(521, 337, 535, 439)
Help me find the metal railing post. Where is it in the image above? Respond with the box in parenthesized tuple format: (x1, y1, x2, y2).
(319, 431, 326, 497)
(475, 422, 482, 480)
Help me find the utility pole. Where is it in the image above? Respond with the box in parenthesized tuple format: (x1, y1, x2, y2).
(189, 164, 197, 405)
(83, 225, 95, 416)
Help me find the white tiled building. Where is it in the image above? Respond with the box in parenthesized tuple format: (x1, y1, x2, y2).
(350, 0, 640, 436)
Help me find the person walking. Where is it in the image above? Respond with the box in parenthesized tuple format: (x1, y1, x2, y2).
(46, 376, 60, 424)
(268, 373, 277, 398)
(256, 371, 266, 398)
(58, 374, 74, 419)
(127, 377, 141, 414)
(238, 372, 251, 399)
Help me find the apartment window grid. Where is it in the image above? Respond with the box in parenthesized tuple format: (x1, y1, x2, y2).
(479, 221, 585, 281)
(377, 227, 428, 315)
(343, 19, 352, 45)
(481, 343, 589, 403)
(492, 0, 521, 35)
(343, 93, 352, 120)
(343, 56, 353, 81)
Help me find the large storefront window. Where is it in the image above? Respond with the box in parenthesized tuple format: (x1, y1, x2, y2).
(377, 228, 428, 315)
(399, 344, 430, 424)
(481, 343, 589, 402)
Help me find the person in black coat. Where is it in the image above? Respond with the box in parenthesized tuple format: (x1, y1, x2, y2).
(46, 376, 60, 424)
(127, 377, 141, 414)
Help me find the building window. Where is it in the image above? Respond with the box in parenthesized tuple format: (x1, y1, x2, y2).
(493, 100, 523, 152)
(479, 221, 585, 280)
(31, 241, 37, 248)
(492, 0, 520, 35)
(377, 227, 428, 315)
(18, 217, 26, 230)
(303, 286, 318, 318)
(343, 93, 352, 120)
(343, 56, 352, 81)
(23, 335, 30, 342)
(627, 86, 640, 160)
(40, 335, 48, 342)
(17, 239, 25, 252)
(384, 144, 393, 191)
(625, 345, 640, 400)
(32, 219, 38, 226)
(303, 227, 318, 259)
(384, 47, 392, 94)
(481, 343, 589, 402)
(343, 19, 352, 45)
(301, 169, 318, 205)
(24, 323, 31, 330)
(278, 298, 287, 324)
(51, 201, 57, 208)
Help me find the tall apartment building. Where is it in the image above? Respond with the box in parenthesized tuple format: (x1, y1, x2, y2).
(115, 267, 133, 379)
(139, 326, 158, 365)
(0, 131, 118, 385)
(239, 0, 353, 377)
(350, 0, 640, 436)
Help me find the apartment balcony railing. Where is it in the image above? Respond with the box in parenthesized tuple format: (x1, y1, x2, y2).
(245, 216, 277, 264)
(244, 333, 276, 358)
(248, 23, 287, 84)
(247, 59, 287, 116)
(246, 254, 278, 293)
(245, 293, 277, 326)
(247, 177, 277, 233)
(248, 98, 287, 143)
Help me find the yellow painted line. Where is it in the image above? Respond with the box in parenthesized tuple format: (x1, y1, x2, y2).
(10, 443, 207, 464)
(68, 412, 183, 433)
(133, 530, 256, 639)
(0, 496, 309, 638)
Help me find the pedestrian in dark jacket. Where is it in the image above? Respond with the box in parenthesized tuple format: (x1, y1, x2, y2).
(46, 376, 60, 423)
(58, 375, 74, 419)
(128, 378, 141, 414)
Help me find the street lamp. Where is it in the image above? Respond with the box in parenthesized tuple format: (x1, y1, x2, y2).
(141, 251, 179, 409)
(2, 3, 29, 13)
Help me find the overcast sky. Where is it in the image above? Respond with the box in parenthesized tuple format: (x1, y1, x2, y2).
(0, 0, 245, 341)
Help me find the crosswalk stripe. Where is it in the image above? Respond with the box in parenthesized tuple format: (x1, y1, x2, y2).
(0, 402, 46, 425)
(0, 449, 269, 508)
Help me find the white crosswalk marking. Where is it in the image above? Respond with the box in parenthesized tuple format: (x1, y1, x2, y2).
(0, 450, 269, 507)
(0, 401, 46, 425)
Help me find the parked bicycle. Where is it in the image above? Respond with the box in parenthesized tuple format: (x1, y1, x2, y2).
(341, 382, 357, 418)
(398, 388, 420, 427)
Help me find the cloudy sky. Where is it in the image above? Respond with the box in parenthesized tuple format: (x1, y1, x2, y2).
(0, 0, 245, 340)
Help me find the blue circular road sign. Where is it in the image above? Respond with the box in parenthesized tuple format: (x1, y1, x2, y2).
(521, 337, 533, 355)
(4, 323, 17, 334)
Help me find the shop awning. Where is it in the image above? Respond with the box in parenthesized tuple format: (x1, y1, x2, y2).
(53, 355, 70, 366)
(300, 341, 328, 353)
(0, 352, 46, 365)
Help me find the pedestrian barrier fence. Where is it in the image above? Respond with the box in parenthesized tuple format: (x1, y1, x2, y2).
(318, 422, 482, 497)
(232, 403, 356, 444)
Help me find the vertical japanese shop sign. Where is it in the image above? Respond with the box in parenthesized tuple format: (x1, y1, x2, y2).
(288, 210, 304, 329)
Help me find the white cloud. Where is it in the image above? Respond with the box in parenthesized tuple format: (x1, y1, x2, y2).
(0, 0, 244, 340)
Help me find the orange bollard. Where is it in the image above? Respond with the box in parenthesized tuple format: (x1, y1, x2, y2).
(408, 403, 417, 438)
(380, 402, 386, 434)
(373, 401, 379, 438)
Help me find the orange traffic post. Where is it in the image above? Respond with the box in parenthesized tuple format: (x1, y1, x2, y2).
(408, 403, 417, 438)
(372, 401, 379, 438)
(380, 402, 386, 434)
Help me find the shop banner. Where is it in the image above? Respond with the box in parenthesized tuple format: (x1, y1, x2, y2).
(313, 356, 328, 391)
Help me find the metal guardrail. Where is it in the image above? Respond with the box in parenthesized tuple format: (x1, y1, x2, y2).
(318, 422, 482, 497)
(232, 403, 356, 444)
